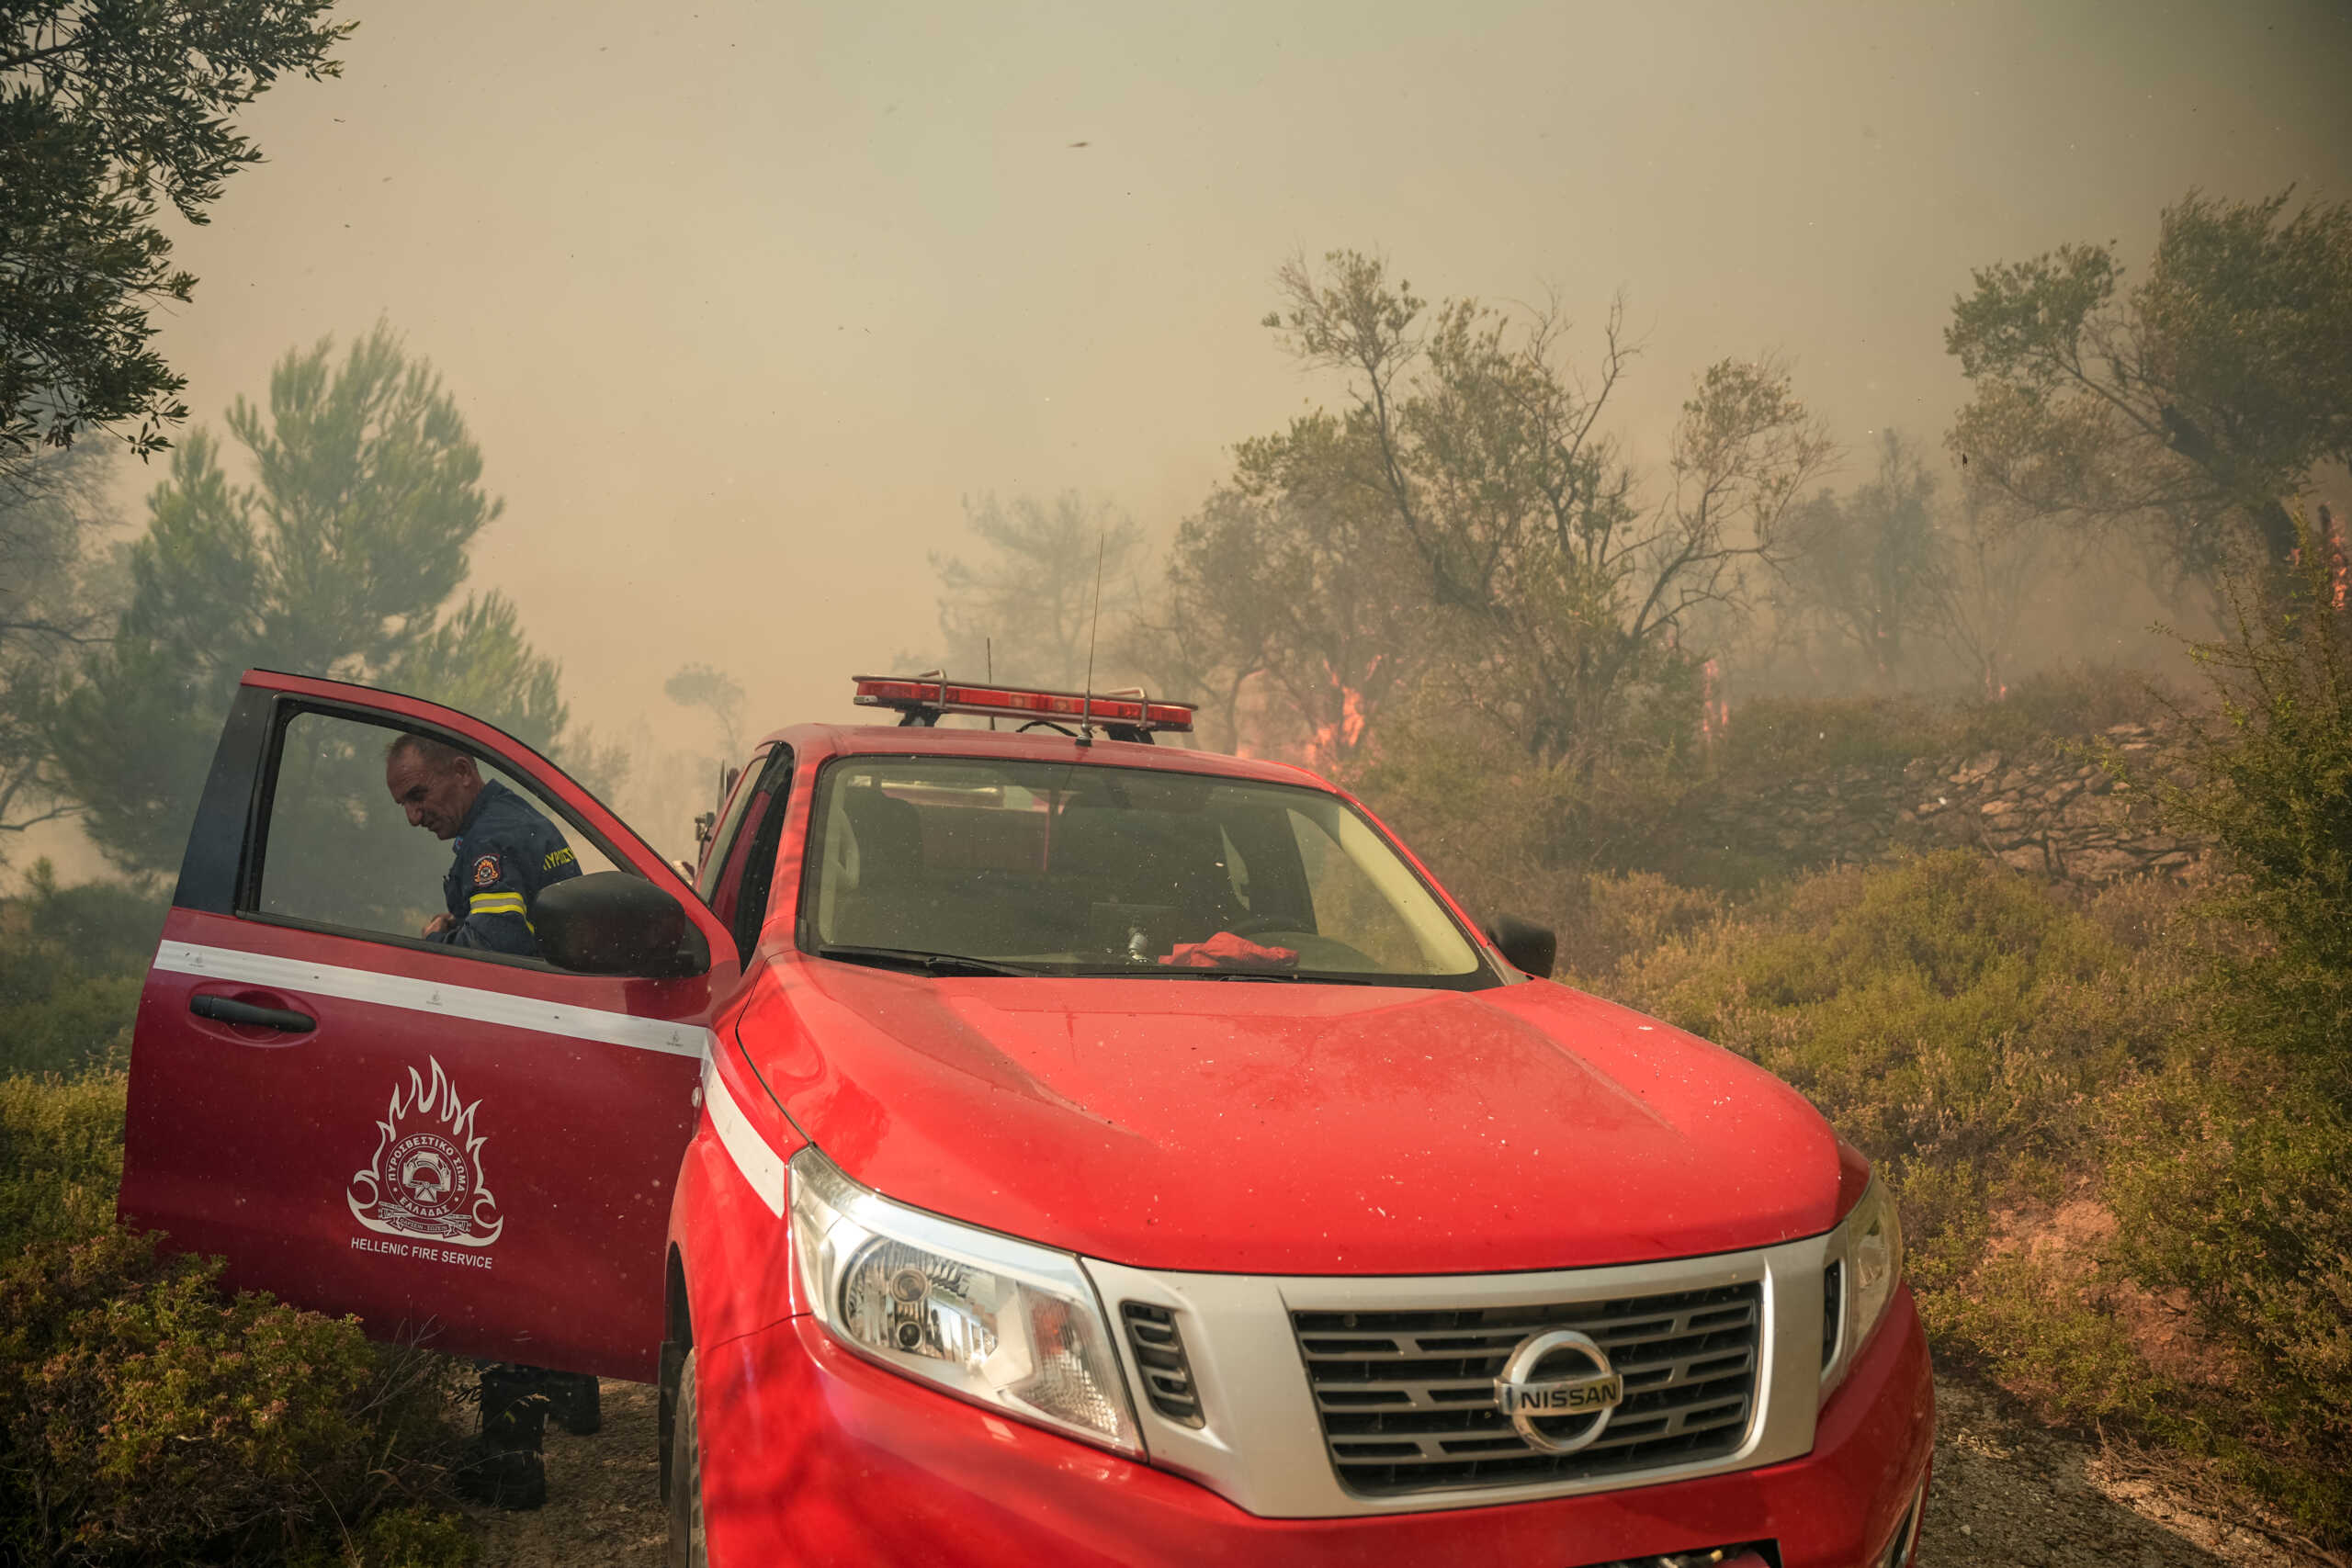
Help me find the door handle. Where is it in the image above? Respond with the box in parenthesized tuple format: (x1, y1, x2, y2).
(190, 995, 318, 1032)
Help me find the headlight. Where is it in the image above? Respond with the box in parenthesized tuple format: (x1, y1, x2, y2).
(1820, 1175, 1903, 1402)
(789, 1145, 1142, 1456)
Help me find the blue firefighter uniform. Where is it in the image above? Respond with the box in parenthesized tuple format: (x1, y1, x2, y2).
(428, 779, 583, 955)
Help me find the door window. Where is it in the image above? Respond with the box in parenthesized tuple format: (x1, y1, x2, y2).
(697, 746, 793, 964)
(693, 745, 771, 907)
(255, 709, 624, 956)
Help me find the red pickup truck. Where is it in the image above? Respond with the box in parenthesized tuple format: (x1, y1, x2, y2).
(120, 670, 1932, 1568)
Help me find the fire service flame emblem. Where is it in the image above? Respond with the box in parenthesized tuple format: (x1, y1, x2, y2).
(347, 1057, 503, 1246)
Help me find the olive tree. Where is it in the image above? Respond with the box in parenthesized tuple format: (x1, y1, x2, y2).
(1258, 251, 1833, 771)
(0, 442, 118, 857)
(1152, 435, 1430, 770)
(1, 1, 352, 479)
(1947, 189, 2352, 606)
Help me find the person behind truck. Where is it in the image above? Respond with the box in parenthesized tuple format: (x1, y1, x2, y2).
(383, 733, 583, 953)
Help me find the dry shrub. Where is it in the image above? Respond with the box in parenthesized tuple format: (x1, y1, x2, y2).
(1557, 873, 1724, 982)
(1952, 662, 2179, 756)
(1347, 695, 1704, 929)
(1927, 1249, 2160, 1425)
(1716, 665, 2178, 782)
(1587, 844, 2350, 1540)
(1603, 852, 2179, 1179)
(1713, 693, 1948, 777)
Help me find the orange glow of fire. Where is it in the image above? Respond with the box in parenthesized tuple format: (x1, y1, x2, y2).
(1699, 659, 1731, 742)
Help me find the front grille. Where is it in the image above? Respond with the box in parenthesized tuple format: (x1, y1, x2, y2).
(1290, 1280, 1763, 1495)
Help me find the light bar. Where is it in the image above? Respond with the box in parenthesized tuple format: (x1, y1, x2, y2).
(852, 674, 1195, 734)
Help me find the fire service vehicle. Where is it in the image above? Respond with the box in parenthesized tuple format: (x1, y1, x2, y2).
(121, 670, 1932, 1567)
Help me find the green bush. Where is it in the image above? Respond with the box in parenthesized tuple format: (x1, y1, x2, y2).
(2098, 1050, 2352, 1531)
(2041, 516, 2352, 1535)
(303, 1509, 473, 1568)
(0, 864, 165, 1077)
(1603, 852, 2180, 1181)
(1557, 873, 1725, 982)
(0, 1071, 475, 1566)
(0, 1069, 129, 1248)
(0, 1228, 473, 1567)
(2142, 521, 2352, 1078)
(1927, 1249, 2164, 1426)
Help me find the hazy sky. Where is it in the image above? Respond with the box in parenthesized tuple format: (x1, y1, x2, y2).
(112, 0, 2352, 844)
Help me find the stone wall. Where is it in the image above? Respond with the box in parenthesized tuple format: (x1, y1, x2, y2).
(1688, 719, 2202, 884)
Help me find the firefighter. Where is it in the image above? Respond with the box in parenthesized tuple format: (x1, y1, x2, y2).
(382, 733, 583, 953)
(381, 731, 601, 1506)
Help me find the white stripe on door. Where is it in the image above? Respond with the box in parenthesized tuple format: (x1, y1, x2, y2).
(701, 1055, 788, 1215)
(153, 940, 715, 1059)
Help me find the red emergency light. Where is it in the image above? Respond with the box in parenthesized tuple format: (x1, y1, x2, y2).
(852, 674, 1195, 736)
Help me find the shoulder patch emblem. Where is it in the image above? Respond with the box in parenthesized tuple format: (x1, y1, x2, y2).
(471, 853, 501, 887)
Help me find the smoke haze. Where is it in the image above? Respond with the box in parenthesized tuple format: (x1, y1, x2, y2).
(51, 0, 2352, 862)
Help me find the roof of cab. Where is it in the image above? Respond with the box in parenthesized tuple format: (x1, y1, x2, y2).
(755, 721, 1332, 790)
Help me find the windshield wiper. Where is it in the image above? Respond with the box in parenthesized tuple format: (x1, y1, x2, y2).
(814, 944, 1039, 978)
(1074, 964, 1387, 985)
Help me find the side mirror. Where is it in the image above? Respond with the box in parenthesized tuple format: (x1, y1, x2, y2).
(536, 872, 707, 977)
(1483, 914, 1557, 979)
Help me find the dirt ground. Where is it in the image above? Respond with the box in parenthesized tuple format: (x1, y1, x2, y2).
(462, 1375, 2343, 1567)
(459, 1380, 667, 1567)
(1918, 1382, 2335, 1568)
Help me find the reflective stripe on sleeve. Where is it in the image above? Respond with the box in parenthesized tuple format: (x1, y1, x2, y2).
(466, 891, 534, 932)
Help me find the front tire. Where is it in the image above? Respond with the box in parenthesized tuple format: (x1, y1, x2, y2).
(666, 1348, 707, 1568)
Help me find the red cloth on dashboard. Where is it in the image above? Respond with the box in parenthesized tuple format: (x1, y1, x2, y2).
(1159, 931, 1298, 968)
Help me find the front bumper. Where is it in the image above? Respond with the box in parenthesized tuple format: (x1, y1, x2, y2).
(695, 1282, 1934, 1567)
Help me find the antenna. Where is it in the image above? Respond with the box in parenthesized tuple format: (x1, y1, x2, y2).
(1078, 532, 1106, 747)
(986, 637, 996, 730)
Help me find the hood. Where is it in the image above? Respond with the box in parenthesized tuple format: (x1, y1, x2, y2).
(742, 958, 1844, 1275)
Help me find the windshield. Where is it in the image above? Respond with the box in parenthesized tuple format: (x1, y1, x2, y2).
(802, 756, 1487, 984)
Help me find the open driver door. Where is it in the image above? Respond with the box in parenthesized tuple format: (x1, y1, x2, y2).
(118, 671, 737, 1381)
